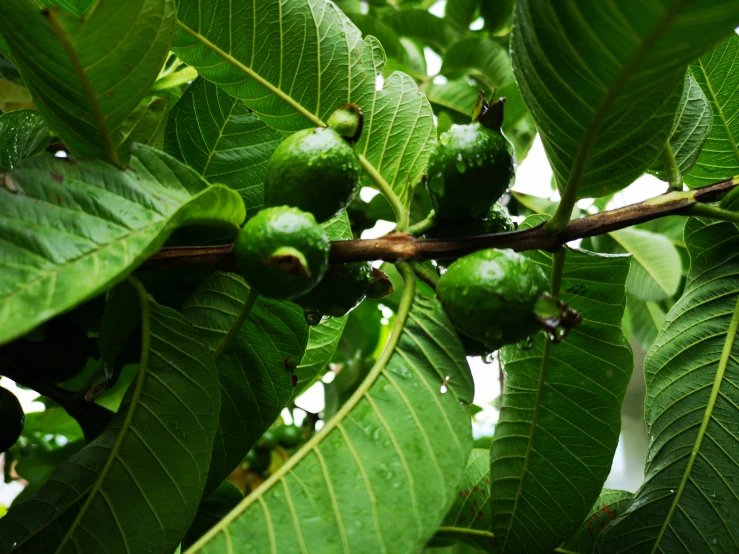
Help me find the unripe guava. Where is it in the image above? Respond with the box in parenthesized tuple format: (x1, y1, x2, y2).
(437, 249, 549, 350)
(294, 262, 375, 324)
(426, 98, 514, 221)
(264, 127, 361, 222)
(234, 207, 329, 300)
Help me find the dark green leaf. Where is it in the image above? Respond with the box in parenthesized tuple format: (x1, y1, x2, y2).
(649, 73, 712, 181)
(382, 9, 458, 53)
(185, 290, 473, 553)
(512, 0, 739, 198)
(35, 0, 95, 17)
(627, 296, 666, 353)
(0, 144, 246, 345)
(598, 218, 739, 553)
(118, 95, 171, 153)
(164, 78, 286, 217)
(181, 272, 309, 495)
(0, 0, 176, 165)
(173, 0, 436, 206)
(686, 34, 739, 188)
(491, 240, 633, 552)
(185, 481, 244, 548)
(560, 489, 634, 553)
(0, 109, 49, 171)
(0, 290, 221, 554)
(445, 0, 479, 35)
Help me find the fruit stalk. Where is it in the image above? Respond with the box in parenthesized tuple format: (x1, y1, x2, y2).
(146, 175, 739, 269)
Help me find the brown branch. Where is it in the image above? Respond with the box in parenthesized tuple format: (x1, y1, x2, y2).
(145, 177, 737, 270)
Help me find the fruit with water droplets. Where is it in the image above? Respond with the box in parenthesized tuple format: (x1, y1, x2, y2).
(437, 249, 549, 349)
(425, 96, 514, 221)
(234, 207, 329, 300)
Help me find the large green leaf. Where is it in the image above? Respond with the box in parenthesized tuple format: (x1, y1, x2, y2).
(649, 73, 712, 182)
(172, 0, 436, 206)
(185, 285, 474, 554)
(598, 218, 739, 553)
(686, 34, 739, 188)
(35, 0, 95, 17)
(164, 77, 286, 217)
(0, 144, 246, 345)
(0, 109, 50, 171)
(0, 0, 176, 165)
(491, 243, 633, 552)
(610, 228, 682, 302)
(0, 286, 221, 554)
(627, 296, 667, 353)
(445, 0, 479, 35)
(382, 9, 458, 53)
(560, 489, 634, 553)
(182, 272, 308, 495)
(512, 0, 739, 199)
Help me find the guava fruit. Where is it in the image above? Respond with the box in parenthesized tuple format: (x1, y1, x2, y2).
(0, 387, 24, 452)
(294, 262, 378, 324)
(278, 424, 303, 448)
(263, 126, 361, 222)
(0, 318, 91, 384)
(437, 249, 549, 349)
(234, 207, 330, 300)
(427, 203, 514, 240)
(425, 95, 515, 221)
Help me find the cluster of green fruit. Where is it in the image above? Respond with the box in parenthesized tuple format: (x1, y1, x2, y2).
(235, 104, 392, 324)
(241, 423, 307, 475)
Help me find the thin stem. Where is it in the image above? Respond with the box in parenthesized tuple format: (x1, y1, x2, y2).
(406, 210, 436, 236)
(357, 154, 409, 231)
(689, 203, 739, 226)
(185, 264, 417, 553)
(151, 65, 199, 92)
(410, 261, 438, 289)
(213, 287, 259, 361)
(436, 526, 495, 539)
(660, 142, 683, 191)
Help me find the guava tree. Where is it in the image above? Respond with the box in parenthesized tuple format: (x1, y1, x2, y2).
(1, 0, 738, 553)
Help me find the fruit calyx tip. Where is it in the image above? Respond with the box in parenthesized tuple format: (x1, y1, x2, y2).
(267, 247, 311, 278)
(327, 103, 364, 143)
(367, 268, 394, 300)
(472, 90, 505, 132)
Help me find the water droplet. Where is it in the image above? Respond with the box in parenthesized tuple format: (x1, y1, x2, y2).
(340, 32, 346, 37)
(440, 383, 448, 394)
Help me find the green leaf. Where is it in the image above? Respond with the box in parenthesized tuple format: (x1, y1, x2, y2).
(294, 212, 354, 393)
(182, 272, 309, 495)
(491, 244, 633, 552)
(0, 109, 50, 171)
(0, 144, 246, 345)
(598, 218, 739, 553)
(382, 9, 458, 53)
(686, 34, 739, 188)
(512, 0, 739, 199)
(560, 489, 634, 553)
(35, 0, 95, 17)
(0, 0, 176, 165)
(172, 0, 436, 206)
(0, 287, 221, 553)
(627, 296, 666, 352)
(445, 0, 479, 35)
(185, 482, 244, 548)
(119, 95, 171, 154)
(610, 228, 682, 301)
(435, 449, 496, 552)
(185, 288, 473, 553)
(649, 73, 712, 181)
(164, 78, 286, 218)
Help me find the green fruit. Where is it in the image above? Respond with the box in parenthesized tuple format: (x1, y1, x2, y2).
(257, 429, 279, 450)
(428, 203, 513, 239)
(0, 387, 24, 452)
(243, 448, 270, 473)
(294, 262, 374, 323)
(426, 99, 514, 221)
(437, 249, 549, 350)
(0, 318, 90, 384)
(264, 127, 361, 222)
(234, 207, 330, 300)
(278, 425, 303, 448)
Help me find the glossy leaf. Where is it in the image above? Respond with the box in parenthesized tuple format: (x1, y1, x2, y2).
(382, 9, 458, 53)
(0, 144, 246, 345)
(649, 73, 712, 182)
(0, 78, 34, 112)
(445, 0, 479, 35)
(172, 0, 436, 205)
(435, 449, 496, 552)
(164, 78, 286, 217)
(0, 0, 176, 165)
(491, 241, 633, 552)
(0, 290, 221, 554)
(35, 0, 95, 17)
(610, 228, 682, 302)
(0, 109, 49, 171)
(627, 296, 666, 353)
(598, 218, 739, 553)
(686, 34, 739, 188)
(560, 489, 634, 553)
(185, 290, 474, 554)
(182, 272, 309, 495)
(512, 0, 739, 199)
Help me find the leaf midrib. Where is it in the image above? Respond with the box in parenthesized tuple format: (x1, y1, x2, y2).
(697, 57, 739, 164)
